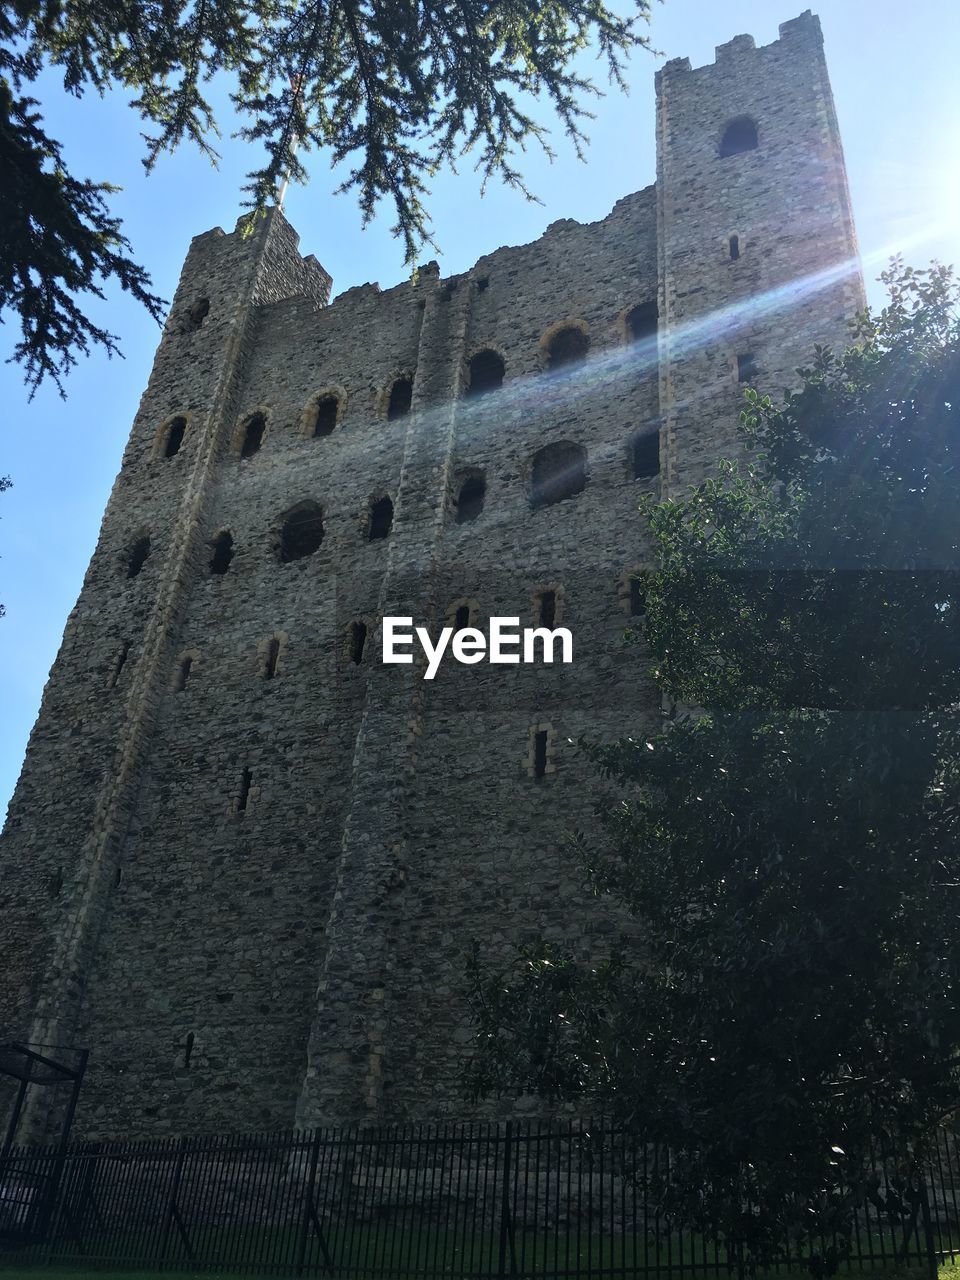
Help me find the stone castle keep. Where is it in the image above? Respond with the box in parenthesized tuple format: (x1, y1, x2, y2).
(1, 12, 863, 1139)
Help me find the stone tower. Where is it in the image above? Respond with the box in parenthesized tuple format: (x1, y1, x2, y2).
(1, 11, 863, 1139)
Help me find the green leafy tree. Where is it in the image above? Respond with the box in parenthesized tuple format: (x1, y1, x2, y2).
(1, 0, 653, 395)
(468, 262, 960, 1273)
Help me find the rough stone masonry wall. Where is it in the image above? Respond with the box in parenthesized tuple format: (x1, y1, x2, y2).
(0, 11, 862, 1139)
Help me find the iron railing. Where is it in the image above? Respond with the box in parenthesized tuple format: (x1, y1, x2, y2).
(1, 1120, 959, 1277)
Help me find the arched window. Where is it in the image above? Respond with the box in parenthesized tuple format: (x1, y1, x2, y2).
(209, 531, 234, 575)
(530, 442, 586, 509)
(546, 326, 589, 371)
(454, 604, 471, 630)
(466, 349, 504, 397)
(240, 412, 267, 458)
(263, 636, 281, 680)
(185, 298, 209, 331)
(279, 502, 324, 562)
(456, 474, 486, 524)
(311, 395, 339, 438)
(176, 655, 193, 691)
(368, 495, 394, 541)
(387, 377, 413, 420)
(632, 429, 661, 480)
(625, 302, 657, 344)
(349, 621, 367, 665)
(729, 234, 741, 261)
(162, 416, 187, 458)
(127, 535, 151, 578)
(719, 117, 758, 158)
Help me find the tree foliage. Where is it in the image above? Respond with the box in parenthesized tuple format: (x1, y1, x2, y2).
(0, 0, 653, 394)
(467, 263, 960, 1272)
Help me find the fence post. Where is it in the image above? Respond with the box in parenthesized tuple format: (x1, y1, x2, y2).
(497, 1121, 517, 1278)
(296, 1129, 324, 1277)
(159, 1135, 189, 1266)
(920, 1172, 938, 1280)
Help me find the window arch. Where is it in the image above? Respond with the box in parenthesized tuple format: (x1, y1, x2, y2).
(279, 501, 324, 562)
(387, 376, 413, 420)
(368, 494, 394, 541)
(729, 234, 741, 261)
(545, 325, 589, 371)
(719, 116, 758, 158)
(160, 415, 187, 459)
(239, 411, 267, 458)
(209, 530, 234, 574)
(466, 349, 504, 397)
(126, 535, 151, 578)
(304, 391, 342, 438)
(625, 302, 657, 345)
(530, 441, 586, 508)
(455, 473, 486, 524)
(185, 297, 209, 332)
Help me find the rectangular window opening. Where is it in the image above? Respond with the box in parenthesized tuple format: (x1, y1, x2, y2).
(237, 768, 253, 812)
(538, 590, 557, 628)
(533, 730, 548, 780)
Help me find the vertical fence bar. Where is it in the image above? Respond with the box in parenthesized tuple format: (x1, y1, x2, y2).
(297, 1129, 323, 1277)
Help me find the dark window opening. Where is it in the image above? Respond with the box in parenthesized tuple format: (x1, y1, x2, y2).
(626, 302, 658, 344)
(466, 350, 504, 397)
(629, 576, 647, 617)
(441, 282, 457, 301)
(369, 495, 394, 541)
(538, 590, 557, 627)
(387, 378, 413, 420)
(264, 637, 281, 680)
(186, 298, 209, 331)
(313, 396, 339, 438)
(531, 441, 587, 508)
(476, 277, 489, 292)
(127, 536, 151, 578)
(350, 621, 367, 665)
(177, 655, 193, 691)
(279, 502, 324, 562)
(240, 412, 266, 458)
(533, 730, 548, 779)
(110, 641, 130, 688)
(164, 416, 187, 458)
(183, 1032, 195, 1069)
(237, 769, 252, 812)
(633, 430, 661, 479)
(50, 867, 63, 898)
(729, 234, 741, 261)
(456, 475, 486, 523)
(547, 326, 589, 371)
(209, 531, 234, 575)
(737, 352, 757, 384)
(719, 117, 758, 158)
(455, 605, 471, 630)
(115, 867, 122, 888)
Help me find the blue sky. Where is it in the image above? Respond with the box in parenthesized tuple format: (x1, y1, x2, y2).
(1, 0, 958, 820)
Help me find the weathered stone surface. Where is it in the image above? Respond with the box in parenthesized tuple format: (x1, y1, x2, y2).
(0, 12, 863, 1139)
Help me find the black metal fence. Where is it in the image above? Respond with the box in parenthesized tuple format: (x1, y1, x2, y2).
(1, 1121, 960, 1277)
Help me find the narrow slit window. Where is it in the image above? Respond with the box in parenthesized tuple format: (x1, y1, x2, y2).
(456, 475, 486, 524)
(264, 637, 281, 680)
(237, 769, 252, 812)
(538, 590, 557, 628)
(737, 353, 757, 384)
(183, 1032, 195, 1069)
(629, 576, 647, 618)
(729, 234, 740, 261)
(455, 605, 471, 630)
(176, 655, 193, 691)
(350, 621, 367, 665)
(209, 531, 234, 574)
(533, 730, 548, 779)
(369, 495, 394, 541)
(633, 430, 661, 480)
(240, 412, 266, 458)
(127, 536, 151, 578)
(387, 378, 413, 420)
(163, 416, 187, 458)
(110, 641, 130, 688)
(312, 396, 339, 438)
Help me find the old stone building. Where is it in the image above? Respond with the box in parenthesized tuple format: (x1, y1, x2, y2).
(1, 11, 863, 1139)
